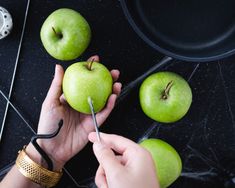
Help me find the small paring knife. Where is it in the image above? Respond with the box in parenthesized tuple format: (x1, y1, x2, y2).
(88, 97, 101, 142)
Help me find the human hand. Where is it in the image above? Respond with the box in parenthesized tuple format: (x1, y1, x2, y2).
(88, 132, 160, 188)
(27, 55, 121, 171)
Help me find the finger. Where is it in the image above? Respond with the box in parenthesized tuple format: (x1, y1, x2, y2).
(113, 82, 122, 96)
(60, 94, 68, 105)
(89, 132, 138, 155)
(93, 141, 123, 174)
(45, 65, 64, 104)
(95, 165, 108, 188)
(96, 94, 117, 126)
(110, 69, 120, 82)
(116, 155, 127, 165)
(87, 55, 99, 62)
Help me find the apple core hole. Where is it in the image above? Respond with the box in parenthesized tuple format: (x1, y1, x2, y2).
(57, 32, 63, 39)
(52, 27, 63, 39)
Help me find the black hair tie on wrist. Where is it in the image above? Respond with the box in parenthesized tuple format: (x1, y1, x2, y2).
(31, 119, 63, 171)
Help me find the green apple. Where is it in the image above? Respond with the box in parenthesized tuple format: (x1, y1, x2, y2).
(140, 138, 182, 188)
(139, 72, 192, 123)
(40, 8, 91, 61)
(62, 61, 113, 114)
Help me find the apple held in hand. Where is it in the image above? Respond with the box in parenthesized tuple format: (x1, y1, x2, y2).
(140, 138, 182, 188)
(40, 8, 91, 61)
(62, 61, 113, 114)
(139, 72, 192, 123)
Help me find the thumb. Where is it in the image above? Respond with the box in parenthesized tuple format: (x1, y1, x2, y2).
(93, 142, 123, 174)
(45, 64, 64, 104)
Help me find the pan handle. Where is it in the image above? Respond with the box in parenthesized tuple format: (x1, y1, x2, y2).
(117, 56, 173, 103)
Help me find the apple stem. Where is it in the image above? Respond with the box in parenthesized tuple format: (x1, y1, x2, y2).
(87, 58, 95, 71)
(52, 27, 63, 39)
(162, 80, 173, 100)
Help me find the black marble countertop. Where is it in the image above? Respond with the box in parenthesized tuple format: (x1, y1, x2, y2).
(0, 1, 234, 188)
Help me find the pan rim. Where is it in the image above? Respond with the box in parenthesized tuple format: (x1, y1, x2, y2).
(120, 0, 235, 62)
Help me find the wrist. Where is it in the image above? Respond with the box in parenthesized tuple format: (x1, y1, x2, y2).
(26, 143, 64, 171)
(26, 144, 46, 167)
(16, 146, 63, 187)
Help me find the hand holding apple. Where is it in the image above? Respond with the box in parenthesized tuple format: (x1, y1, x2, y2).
(34, 55, 121, 170)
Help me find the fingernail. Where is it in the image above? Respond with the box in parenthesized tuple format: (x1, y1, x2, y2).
(93, 55, 99, 62)
(93, 142, 105, 151)
(93, 54, 99, 58)
(119, 83, 122, 89)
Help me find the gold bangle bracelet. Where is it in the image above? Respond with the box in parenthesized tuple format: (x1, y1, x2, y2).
(16, 146, 63, 188)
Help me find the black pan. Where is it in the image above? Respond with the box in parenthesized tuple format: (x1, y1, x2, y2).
(121, 0, 235, 66)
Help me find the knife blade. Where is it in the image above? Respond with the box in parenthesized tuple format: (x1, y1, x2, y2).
(88, 97, 101, 142)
